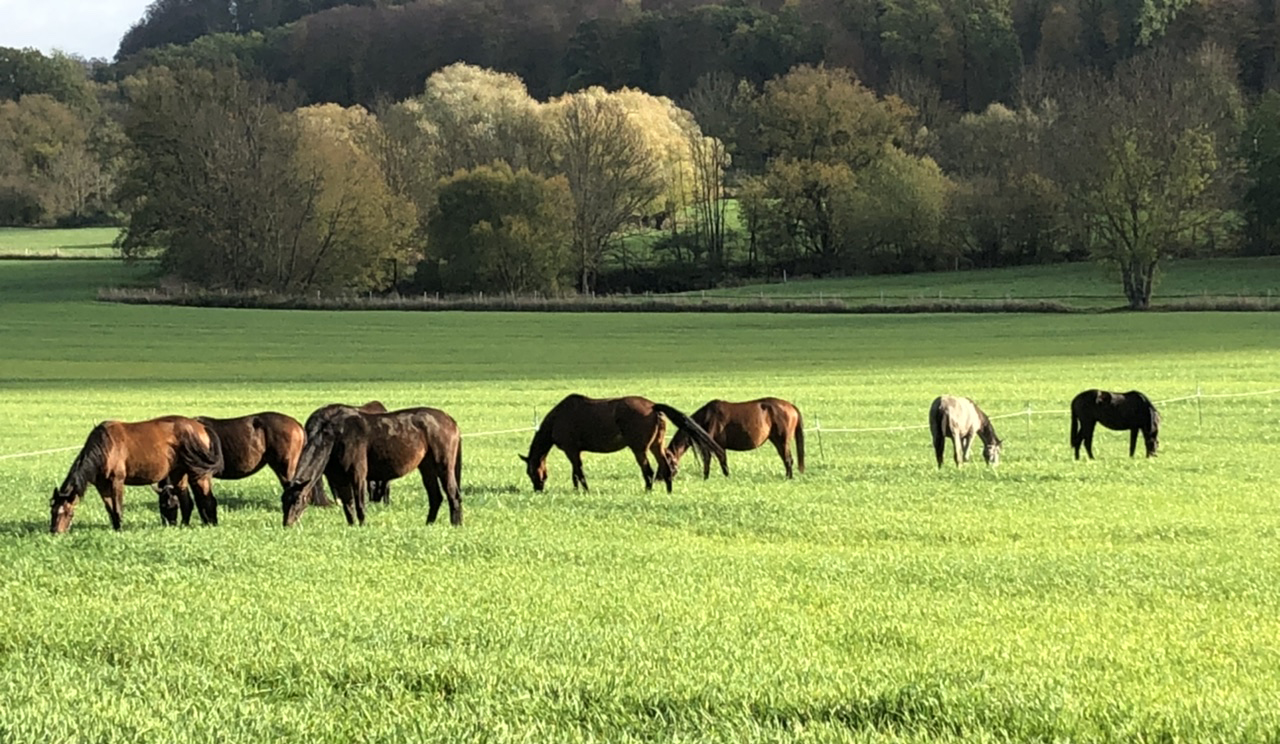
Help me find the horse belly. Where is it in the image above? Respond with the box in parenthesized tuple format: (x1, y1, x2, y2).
(722, 424, 764, 451)
(366, 445, 422, 481)
(123, 460, 171, 485)
(578, 433, 628, 454)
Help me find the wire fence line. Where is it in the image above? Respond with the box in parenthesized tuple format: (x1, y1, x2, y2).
(811, 387, 1280, 436)
(1, 389, 1275, 462)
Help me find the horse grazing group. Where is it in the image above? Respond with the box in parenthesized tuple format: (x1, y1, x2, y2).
(49, 387, 1159, 534)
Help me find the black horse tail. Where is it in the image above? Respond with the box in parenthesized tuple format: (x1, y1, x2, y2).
(180, 422, 223, 479)
(654, 403, 725, 468)
(1070, 407, 1081, 450)
(794, 411, 806, 474)
(454, 438, 463, 495)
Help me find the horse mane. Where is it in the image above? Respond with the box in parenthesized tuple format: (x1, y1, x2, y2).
(525, 419, 555, 462)
(974, 403, 1000, 444)
(60, 424, 110, 494)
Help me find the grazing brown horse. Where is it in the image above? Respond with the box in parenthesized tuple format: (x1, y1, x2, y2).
(51, 416, 223, 533)
(1071, 389, 1160, 459)
(520, 394, 724, 493)
(929, 395, 1002, 468)
(664, 398, 805, 479)
(157, 411, 332, 517)
(281, 405, 462, 527)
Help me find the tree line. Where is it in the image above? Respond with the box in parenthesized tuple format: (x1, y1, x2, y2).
(1, 0, 1279, 306)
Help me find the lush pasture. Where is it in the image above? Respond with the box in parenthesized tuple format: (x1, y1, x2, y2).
(1, 260, 1279, 742)
(694, 256, 1280, 307)
(0, 227, 122, 258)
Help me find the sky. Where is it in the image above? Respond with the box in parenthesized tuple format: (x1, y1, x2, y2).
(0, 0, 154, 61)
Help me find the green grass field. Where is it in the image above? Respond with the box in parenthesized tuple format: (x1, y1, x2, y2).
(693, 256, 1280, 307)
(0, 227, 122, 258)
(2, 260, 1279, 742)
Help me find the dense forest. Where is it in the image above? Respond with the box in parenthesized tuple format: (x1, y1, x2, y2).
(3, 0, 1280, 306)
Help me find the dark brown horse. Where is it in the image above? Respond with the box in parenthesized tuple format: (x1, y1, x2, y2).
(350, 401, 391, 503)
(520, 394, 724, 493)
(281, 405, 462, 527)
(51, 416, 223, 533)
(929, 395, 1002, 468)
(157, 411, 332, 517)
(664, 398, 805, 479)
(1071, 389, 1160, 459)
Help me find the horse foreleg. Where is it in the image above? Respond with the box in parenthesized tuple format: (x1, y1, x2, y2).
(421, 465, 444, 524)
(332, 481, 358, 526)
(951, 434, 963, 467)
(565, 450, 587, 491)
(97, 481, 124, 531)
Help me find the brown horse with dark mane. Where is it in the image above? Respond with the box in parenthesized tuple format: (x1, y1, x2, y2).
(157, 411, 332, 519)
(51, 416, 224, 533)
(664, 398, 805, 479)
(1071, 389, 1160, 459)
(281, 404, 462, 527)
(520, 394, 724, 492)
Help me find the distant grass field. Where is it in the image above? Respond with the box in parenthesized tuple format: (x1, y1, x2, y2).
(0, 226, 122, 258)
(1, 260, 1279, 742)
(690, 256, 1280, 307)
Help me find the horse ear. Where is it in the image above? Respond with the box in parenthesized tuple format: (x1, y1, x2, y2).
(518, 454, 528, 463)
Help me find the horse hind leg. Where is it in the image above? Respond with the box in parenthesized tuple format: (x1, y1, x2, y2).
(565, 449, 588, 491)
(1129, 429, 1139, 458)
(648, 439, 673, 493)
(421, 465, 444, 524)
(632, 445, 656, 491)
(190, 475, 218, 526)
(443, 452, 462, 526)
(770, 433, 793, 479)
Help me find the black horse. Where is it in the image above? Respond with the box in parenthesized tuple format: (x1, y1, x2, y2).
(1070, 389, 1160, 459)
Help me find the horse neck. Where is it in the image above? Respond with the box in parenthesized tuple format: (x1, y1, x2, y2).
(61, 427, 108, 494)
(976, 415, 998, 445)
(526, 423, 554, 465)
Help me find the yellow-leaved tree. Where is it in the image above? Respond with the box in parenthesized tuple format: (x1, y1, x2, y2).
(287, 104, 418, 291)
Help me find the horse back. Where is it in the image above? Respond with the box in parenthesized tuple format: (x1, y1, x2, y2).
(112, 416, 203, 485)
(549, 394, 652, 453)
(932, 396, 981, 436)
